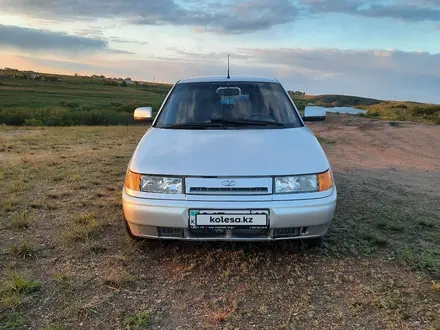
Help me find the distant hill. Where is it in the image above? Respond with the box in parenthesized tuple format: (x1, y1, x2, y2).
(288, 91, 440, 124)
(288, 92, 382, 110)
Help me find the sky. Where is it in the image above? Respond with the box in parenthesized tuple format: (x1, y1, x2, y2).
(0, 0, 439, 103)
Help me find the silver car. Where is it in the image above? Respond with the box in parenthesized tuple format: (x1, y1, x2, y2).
(122, 75, 337, 246)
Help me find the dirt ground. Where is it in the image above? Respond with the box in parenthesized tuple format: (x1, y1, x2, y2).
(0, 114, 439, 329)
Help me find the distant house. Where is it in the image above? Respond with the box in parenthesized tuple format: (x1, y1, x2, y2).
(124, 78, 134, 85)
(29, 73, 40, 80)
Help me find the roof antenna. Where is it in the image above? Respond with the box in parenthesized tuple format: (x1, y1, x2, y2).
(227, 54, 230, 79)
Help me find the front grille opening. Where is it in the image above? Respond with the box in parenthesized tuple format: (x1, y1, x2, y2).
(189, 187, 268, 194)
(189, 228, 270, 238)
(189, 228, 226, 238)
(273, 227, 300, 238)
(158, 227, 184, 238)
(232, 228, 269, 238)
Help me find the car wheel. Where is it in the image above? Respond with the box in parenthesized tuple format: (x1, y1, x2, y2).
(303, 236, 324, 248)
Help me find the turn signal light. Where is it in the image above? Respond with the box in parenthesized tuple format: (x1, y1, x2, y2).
(318, 170, 333, 192)
(125, 170, 141, 191)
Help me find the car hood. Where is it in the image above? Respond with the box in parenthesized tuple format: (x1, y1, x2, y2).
(129, 127, 330, 177)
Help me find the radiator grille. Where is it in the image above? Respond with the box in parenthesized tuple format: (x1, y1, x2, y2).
(189, 187, 269, 194)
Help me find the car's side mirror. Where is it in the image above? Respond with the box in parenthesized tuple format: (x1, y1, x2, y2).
(302, 106, 326, 121)
(134, 107, 153, 121)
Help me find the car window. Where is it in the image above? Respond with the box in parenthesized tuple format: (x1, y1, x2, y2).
(154, 81, 302, 128)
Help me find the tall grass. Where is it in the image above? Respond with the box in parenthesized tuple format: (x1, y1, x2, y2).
(0, 107, 141, 126)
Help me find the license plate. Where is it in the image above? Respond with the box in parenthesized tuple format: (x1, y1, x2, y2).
(189, 210, 269, 229)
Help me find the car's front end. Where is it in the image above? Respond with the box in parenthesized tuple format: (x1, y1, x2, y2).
(122, 173, 336, 241)
(122, 76, 337, 243)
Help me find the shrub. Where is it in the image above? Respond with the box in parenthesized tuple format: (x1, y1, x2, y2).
(412, 106, 440, 116)
(366, 112, 380, 118)
(109, 101, 122, 107)
(114, 103, 142, 113)
(103, 80, 119, 86)
(0, 108, 137, 126)
(24, 119, 43, 126)
(392, 104, 408, 109)
(79, 104, 93, 111)
(59, 101, 79, 108)
(0, 109, 27, 125)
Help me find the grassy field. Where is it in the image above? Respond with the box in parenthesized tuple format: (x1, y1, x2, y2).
(0, 71, 171, 126)
(1, 69, 439, 126)
(290, 94, 440, 125)
(1, 115, 439, 329)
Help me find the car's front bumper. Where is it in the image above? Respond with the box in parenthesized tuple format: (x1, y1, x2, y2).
(122, 187, 337, 241)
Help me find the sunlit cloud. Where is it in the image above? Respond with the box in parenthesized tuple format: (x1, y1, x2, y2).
(3, 46, 439, 103)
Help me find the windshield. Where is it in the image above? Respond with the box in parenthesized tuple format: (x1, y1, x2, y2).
(154, 81, 302, 129)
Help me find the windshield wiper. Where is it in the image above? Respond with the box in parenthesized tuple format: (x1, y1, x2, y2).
(161, 122, 223, 129)
(210, 118, 287, 128)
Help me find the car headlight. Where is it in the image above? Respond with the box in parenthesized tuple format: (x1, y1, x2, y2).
(125, 171, 183, 194)
(274, 170, 333, 193)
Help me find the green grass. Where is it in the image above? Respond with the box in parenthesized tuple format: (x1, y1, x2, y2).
(1, 70, 438, 126)
(400, 247, 440, 277)
(123, 311, 151, 330)
(0, 313, 25, 329)
(1, 271, 41, 308)
(2, 271, 41, 294)
(7, 241, 37, 259)
(291, 93, 440, 125)
(375, 219, 406, 233)
(329, 180, 440, 278)
(62, 213, 105, 245)
(0, 77, 170, 110)
(1, 198, 20, 214)
(316, 135, 337, 145)
(10, 210, 33, 229)
(53, 272, 75, 290)
(361, 102, 440, 124)
(0, 73, 171, 126)
(39, 325, 71, 330)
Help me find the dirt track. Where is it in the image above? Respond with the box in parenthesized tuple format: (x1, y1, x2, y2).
(0, 115, 439, 329)
(311, 114, 440, 171)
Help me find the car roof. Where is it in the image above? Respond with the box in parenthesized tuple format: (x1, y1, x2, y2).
(177, 75, 279, 84)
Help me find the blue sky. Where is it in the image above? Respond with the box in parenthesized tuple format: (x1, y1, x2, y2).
(0, 0, 439, 103)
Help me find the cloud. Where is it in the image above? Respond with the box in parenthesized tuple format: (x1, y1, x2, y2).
(109, 37, 148, 45)
(1, 0, 439, 35)
(169, 47, 440, 77)
(302, 0, 440, 22)
(0, 24, 132, 54)
(0, 0, 298, 34)
(6, 47, 440, 104)
(240, 48, 440, 77)
(164, 47, 440, 103)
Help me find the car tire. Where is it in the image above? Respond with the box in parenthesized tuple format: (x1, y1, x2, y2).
(303, 236, 325, 248)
